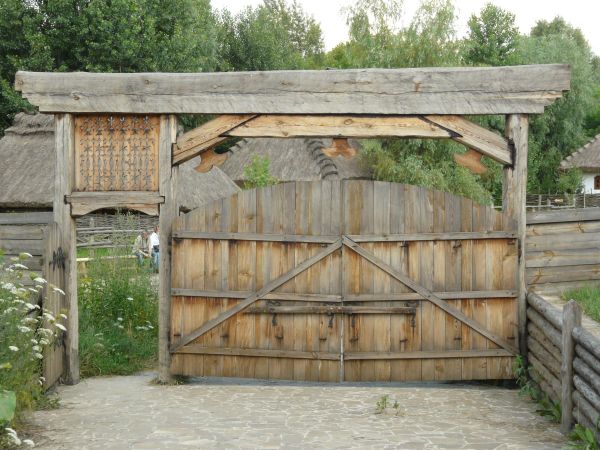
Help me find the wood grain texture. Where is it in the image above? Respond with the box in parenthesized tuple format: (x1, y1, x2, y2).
(15, 65, 569, 114)
(169, 181, 517, 382)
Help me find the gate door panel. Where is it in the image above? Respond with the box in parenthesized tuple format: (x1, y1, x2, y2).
(170, 181, 518, 382)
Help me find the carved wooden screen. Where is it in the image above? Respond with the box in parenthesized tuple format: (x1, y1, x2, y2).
(74, 114, 160, 192)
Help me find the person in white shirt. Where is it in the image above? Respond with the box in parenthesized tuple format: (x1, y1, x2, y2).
(148, 226, 160, 272)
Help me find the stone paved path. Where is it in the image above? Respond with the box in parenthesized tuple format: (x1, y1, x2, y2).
(32, 373, 565, 449)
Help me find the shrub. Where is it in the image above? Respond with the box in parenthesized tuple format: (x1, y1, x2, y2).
(242, 155, 278, 189)
(78, 213, 158, 377)
(0, 251, 64, 447)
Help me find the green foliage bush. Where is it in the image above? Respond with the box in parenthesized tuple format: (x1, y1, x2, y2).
(78, 214, 158, 377)
(564, 284, 600, 324)
(242, 156, 279, 190)
(0, 252, 64, 447)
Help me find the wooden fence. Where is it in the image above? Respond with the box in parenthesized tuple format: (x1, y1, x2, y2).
(526, 292, 600, 437)
(526, 207, 600, 292)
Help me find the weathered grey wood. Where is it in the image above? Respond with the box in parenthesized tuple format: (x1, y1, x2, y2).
(424, 115, 512, 164)
(176, 345, 340, 360)
(173, 231, 338, 243)
(527, 292, 563, 330)
(0, 225, 45, 240)
(573, 406, 600, 442)
(574, 358, 600, 395)
(228, 115, 452, 139)
(573, 326, 600, 361)
(529, 353, 562, 399)
(527, 248, 600, 268)
(529, 265, 600, 284)
(158, 114, 178, 383)
(0, 239, 44, 255)
(574, 375, 600, 412)
(347, 231, 517, 242)
(342, 236, 517, 354)
(530, 369, 560, 403)
(171, 288, 515, 301)
(0, 212, 53, 225)
(527, 335, 561, 378)
(54, 114, 78, 385)
(526, 233, 600, 252)
(243, 305, 416, 314)
(504, 114, 528, 357)
(343, 349, 513, 360)
(527, 322, 562, 360)
(561, 300, 582, 433)
(170, 239, 342, 352)
(42, 222, 65, 388)
(526, 221, 600, 237)
(171, 289, 342, 302)
(172, 114, 257, 165)
(15, 65, 570, 114)
(66, 191, 164, 217)
(573, 391, 600, 430)
(526, 308, 562, 348)
(576, 345, 600, 377)
(527, 207, 600, 225)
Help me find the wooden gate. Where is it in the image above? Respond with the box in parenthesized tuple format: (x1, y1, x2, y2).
(169, 181, 518, 382)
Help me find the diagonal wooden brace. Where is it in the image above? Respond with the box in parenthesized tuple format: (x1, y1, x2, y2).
(342, 236, 517, 354)
(170, 239, 343, 353)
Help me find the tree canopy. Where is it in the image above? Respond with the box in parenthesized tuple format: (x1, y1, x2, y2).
(0, 0, 598, 203)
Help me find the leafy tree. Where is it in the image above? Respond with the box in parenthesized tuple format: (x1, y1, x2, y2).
(216, 0, 324, 71)
(464, 3, 519, 66)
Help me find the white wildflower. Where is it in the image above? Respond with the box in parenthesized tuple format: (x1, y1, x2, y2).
(34, 352, 43, 359)
(38, 328, 53, 337)
(8, 346, 19, 352)
(32, 345, 40, 352)
(39, 338, 49, 346)
(23, 317, 38, 324)
(55, 323, 66, 332)
(33, 277, 46, 284)
(43, 312, 55, 321)
(19, 252, 33, 259)
(18, 326, 32, 333)
(52, 287, 65, 295)
(23, 438, 35, 447)
(117, 317, 123, 322)
(28, 288, 38, 293)
(30, 338, 38, 344)
(12, 263, 28, 270)
(118, 325, 124, 329)
(59, 313, 67, 320)
(126, 297, 133, 301)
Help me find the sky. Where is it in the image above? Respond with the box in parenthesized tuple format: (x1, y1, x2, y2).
(211, 0, 600, 56)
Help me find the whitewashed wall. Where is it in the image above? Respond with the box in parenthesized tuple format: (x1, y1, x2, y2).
(582, 173, 600, 193)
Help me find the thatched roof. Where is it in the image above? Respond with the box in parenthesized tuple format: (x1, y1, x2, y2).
(560, 134, 600, 171)
(0, 113, 240, 210)
(220, 138, 371, 183)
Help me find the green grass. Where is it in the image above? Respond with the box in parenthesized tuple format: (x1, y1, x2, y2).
(564, 283, 600, 323)
(77, 247, 113, 258)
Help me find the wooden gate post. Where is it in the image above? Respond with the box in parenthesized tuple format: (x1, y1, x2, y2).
(561, 300, 582, 434)
(503, 114, 528, 357)
(54, 114, 79, 385)
(158, 114, 178, 383)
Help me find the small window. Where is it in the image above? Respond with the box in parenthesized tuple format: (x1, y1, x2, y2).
(595, 175, 600, 190)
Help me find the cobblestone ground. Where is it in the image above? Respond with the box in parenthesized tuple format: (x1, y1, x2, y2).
(32, 373, 565, 450)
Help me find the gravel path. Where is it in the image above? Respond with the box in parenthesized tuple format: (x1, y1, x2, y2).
(32, 373, 565, 449)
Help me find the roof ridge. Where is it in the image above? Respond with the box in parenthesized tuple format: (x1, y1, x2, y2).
(305, 138, 339, 180)
(560, 133, 600, 169)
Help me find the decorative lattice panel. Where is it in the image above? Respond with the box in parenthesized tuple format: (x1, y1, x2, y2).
(74, 115, 160, 191)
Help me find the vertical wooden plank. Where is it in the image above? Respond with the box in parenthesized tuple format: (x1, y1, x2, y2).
(470, 201, 488, 379)
(306, 181, 322, 381)
(42, 222, 65, 388)
(255, 186, 271, 380)
(54, 114, 79, 385)
(503, 114, 528, 357)
(460, 197, 475, 380)
(418, 186, 435, 381)
(561, 300, 582, 434)
(432, 189, 447, 380)
(268, 184, 285, 379)
(159, 114, 178, 383)
(444, 192, 462, 380)
(373, 181, 391, 381)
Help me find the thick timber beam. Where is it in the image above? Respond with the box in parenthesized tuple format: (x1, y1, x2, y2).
(503, 114, 528, 357)
(54, 114, 79, 384)
(172, 114, 512, 167)
(15, 65, 570, 114)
